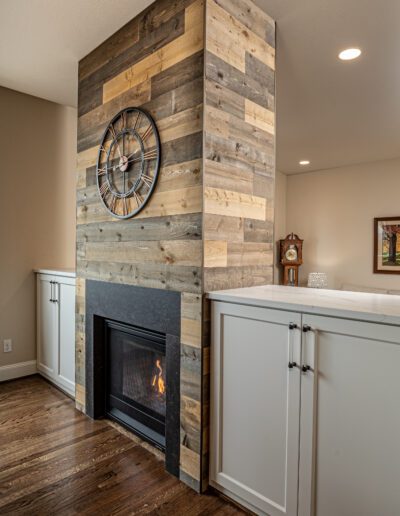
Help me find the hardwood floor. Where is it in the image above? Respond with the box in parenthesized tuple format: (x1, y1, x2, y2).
(0, 376, 247, 515)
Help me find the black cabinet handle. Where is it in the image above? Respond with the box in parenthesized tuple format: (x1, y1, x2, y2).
(303, 324, 312, 333)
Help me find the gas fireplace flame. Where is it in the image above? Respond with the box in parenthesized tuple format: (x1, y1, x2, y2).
(152, 359, 165, 395)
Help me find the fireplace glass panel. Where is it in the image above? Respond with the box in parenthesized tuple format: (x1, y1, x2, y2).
(105, 320, 166, 449)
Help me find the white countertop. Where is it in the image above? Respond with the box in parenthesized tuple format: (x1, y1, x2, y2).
(207, 285, 400, 325)
(34, 268, 76, 278)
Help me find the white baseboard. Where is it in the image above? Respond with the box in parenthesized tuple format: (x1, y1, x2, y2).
(0, 360, 37, 382)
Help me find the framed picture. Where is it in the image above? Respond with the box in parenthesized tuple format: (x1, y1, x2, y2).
(374, 217, 400, 274)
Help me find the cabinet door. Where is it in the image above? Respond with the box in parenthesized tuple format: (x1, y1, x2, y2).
(37, 275, 57, 378)
(299, 315, 400, 516)
(210, 301, 302, 516)
(54, 277, 75, 397)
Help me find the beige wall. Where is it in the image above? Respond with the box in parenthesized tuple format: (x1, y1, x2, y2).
(0, 86, 77, 367)
(279, 158, 400, 290)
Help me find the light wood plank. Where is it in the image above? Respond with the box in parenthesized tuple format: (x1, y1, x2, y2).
(158, 104, 203, 144)
(85, 240, 202, 267)
(180, 444, 201, 481)
(245, 98, 275, 135)
(204, 240, 228, 267)
(181, 293, 203, 348)
(204, 186, 266, 221)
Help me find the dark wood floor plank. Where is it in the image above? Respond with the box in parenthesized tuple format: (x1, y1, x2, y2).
(0, 376, 248, 515)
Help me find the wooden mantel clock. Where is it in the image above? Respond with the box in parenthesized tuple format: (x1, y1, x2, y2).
(96, 107, 161, 219)
(280, 233, 303, 286)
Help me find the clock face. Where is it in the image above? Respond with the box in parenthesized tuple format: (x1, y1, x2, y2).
(96, 107, 161, 219)
(285, 247, 298, 261)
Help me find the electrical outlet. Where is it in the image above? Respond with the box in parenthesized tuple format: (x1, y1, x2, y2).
(3, 339, 12, 353)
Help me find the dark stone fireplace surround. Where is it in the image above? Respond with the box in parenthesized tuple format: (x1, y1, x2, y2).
(85, 280, 181, 476)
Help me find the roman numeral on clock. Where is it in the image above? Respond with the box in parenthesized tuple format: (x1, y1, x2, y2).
(140, 124, 152, 142)
(141, 174, 154, 188)
(133, 191, 143, 207)
(143, 149, 157, 161)
(99, 182, 110, 197)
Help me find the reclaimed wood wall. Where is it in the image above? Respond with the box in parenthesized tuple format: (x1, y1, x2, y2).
(76, 0, 205, 491)
(76, 0, 275, 493)
(203, 0, 276, 292)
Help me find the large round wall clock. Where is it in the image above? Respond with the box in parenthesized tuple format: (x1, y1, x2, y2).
(96, 107, 161, 219)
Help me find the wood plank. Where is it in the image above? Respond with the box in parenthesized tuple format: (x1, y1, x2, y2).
(203, 213, 244, 243)
(77, 260, 202, 294)
(204, 186, 266, 221)
(84, 240, 202, 267)
(204, 240, 228, 267)
(180, 344, 202, 402)
(244, 217, 274, 243)
(77, 213, 202, 243)
(205, 132, 272, 178)
(181, 292, 202, 348)
(204, 159, 253, 195)
(245, 51, 275, 97)
(226, 242, 273, 267)
(180, 395, 201, 453)
(158, 104, 203, 144)
(180, 444, 201, 481)
(103, 0, 204, 103)
(245, 97, 275, 135)
(203, 264, 273, 291)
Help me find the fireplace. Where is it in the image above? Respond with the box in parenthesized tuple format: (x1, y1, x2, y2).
(106, 319, 167, 450)
(85, 280, 181, 476)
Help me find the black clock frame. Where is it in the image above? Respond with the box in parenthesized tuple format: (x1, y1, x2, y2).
(96, 107, 161, 220)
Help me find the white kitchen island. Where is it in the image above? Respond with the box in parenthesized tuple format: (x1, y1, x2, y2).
(208, 285, 400, 516)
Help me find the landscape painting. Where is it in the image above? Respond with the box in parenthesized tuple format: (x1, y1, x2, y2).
(374, 217, 400, 273)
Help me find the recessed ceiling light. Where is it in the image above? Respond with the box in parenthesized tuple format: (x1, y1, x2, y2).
(299, 160, 310, 165)
(338, 48, 362, 61)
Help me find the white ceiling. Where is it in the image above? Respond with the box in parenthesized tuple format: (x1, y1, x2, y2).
(0, 0, 399, 173)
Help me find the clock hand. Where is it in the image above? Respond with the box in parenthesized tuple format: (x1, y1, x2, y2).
(126, 150, 140, 160)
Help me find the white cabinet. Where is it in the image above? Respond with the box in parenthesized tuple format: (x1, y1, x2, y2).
(210, 302, 302, 516)
(210, 301, 400, 516)
(37, 273, 76, 398)
(299, 314, 400, 516)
